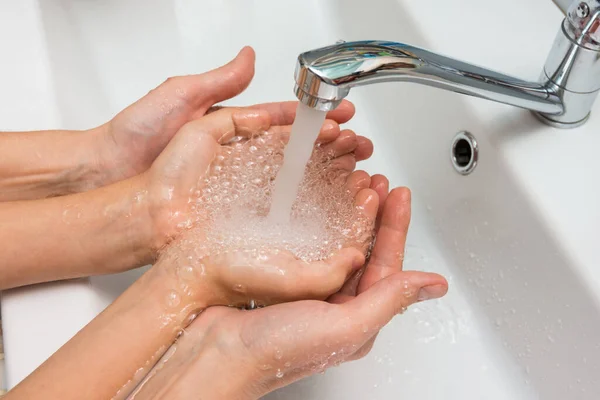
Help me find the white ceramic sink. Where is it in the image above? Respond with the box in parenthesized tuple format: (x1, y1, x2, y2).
(1, 0, 600, 398)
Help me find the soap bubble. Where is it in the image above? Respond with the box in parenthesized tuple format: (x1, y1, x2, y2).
(160, 130, 374, 268)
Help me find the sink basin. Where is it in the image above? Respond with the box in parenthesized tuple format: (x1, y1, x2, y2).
(1, 0, 600, 398)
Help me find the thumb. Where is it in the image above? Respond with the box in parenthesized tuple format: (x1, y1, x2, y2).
(341, 271, 448, 338)
(110, 46, 255, 145)
(151, 131, 218, 200)
(155, 46, 256, 115)
(151, 108, 271, 198)
(180, 46, 256, 116)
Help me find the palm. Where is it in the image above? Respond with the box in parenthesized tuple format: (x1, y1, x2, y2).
(144, 106, 378, 309)
(126, 162, 449, 400)
(181, 188, 449, 396)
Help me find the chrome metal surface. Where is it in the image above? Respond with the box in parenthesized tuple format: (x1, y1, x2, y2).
(451, 131, 478, 175)
(294, 0, 600, 128)
(577, 2, 591, 18)
(535, 2, 600, 125)
(294, 41, 563, 115)
(294, 3, 600, 128)
(565, 1, 600, 49)
(544, 22, 600, 91)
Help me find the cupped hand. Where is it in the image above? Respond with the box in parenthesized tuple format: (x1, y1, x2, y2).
(91, 46, 371, 188)
(126, 186, 449, 400)
(137, 104, 370, 252)
(143, 106, 380, 308)
(170, 170, 379, 308)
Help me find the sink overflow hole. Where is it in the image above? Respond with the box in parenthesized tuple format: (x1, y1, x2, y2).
(451, 131, 478, 175)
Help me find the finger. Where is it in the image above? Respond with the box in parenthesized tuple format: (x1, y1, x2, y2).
(329, 153, 356, 172)
(370, 175, 389, 211)
(344, 170, 371, 197)
(354, 188, 379, 224)
(328, 291, 356, 304)
(370, 174, 389, 229)
(247, 99, 356, 125)
(332, 188, 378, 298)
(148, 47, 255, 120)
(243, 272, 446, 389)
(340, 271, 448, 340)
(152, 132, 218, 197)
(177, 108, 271, 145)
(293, 248, 365, 300)
(319, 129, 358, 158)
(186, 47, 256, 118)
(316, 121, 342, 145)
(358, 187, 411, 293)
(330, 267, 363, 301)
(349, 187, 378, 252)
(268, 119, 341, 145)
(345, 270, 449, 362)
(354, 136, 374, 161)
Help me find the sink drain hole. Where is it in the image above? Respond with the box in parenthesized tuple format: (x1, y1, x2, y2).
(451, 131, 478, 175)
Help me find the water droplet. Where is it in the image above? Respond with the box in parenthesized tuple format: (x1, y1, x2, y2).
(233, 284, 245, 293)
(177, 265, 196, 281)
(167, 291, 180, 307)
(275, 369, 284, 378)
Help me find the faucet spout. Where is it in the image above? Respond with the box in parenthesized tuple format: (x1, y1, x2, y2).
(294, 40, 564, 115)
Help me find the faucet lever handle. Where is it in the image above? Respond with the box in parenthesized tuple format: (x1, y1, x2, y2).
(566, 0, 600, 48)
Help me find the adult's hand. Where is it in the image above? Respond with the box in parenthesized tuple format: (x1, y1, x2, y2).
(93, 47, 370, 188)
(0, 105, 364, 288)
(4, 107, 380, 400)
(0, 47, 370, 202)
(126, 187, 448, 400)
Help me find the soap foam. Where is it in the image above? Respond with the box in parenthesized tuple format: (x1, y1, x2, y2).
(160, 129, 374, 265)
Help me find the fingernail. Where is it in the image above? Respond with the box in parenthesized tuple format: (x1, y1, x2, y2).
(417, 284, 447, 302)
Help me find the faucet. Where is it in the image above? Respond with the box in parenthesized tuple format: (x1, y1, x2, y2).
(294, 0, 600, 128)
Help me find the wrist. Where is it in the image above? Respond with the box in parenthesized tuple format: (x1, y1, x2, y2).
(187, 326, 265, 400)
(0, 128, 106, 201)
(86, 174, 161, 273)
(121, 174, 167, 267)
(68, 128, 108, 194)
(85, 124, 123, 190)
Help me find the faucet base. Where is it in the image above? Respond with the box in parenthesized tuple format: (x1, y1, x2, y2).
(532, 111, 591, 129)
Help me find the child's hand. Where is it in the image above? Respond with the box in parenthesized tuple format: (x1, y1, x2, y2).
(145, 106, 379, 308)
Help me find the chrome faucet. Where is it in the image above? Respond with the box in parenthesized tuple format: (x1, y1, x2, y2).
(294, 1, 600, 128)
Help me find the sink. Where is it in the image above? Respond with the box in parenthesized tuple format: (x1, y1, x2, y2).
(1, 0, 600, 398)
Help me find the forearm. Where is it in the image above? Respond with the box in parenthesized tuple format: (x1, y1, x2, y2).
(6, 264, 210, 400)
(0, 128, 104, 201)
(0, 175, 154, 289)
